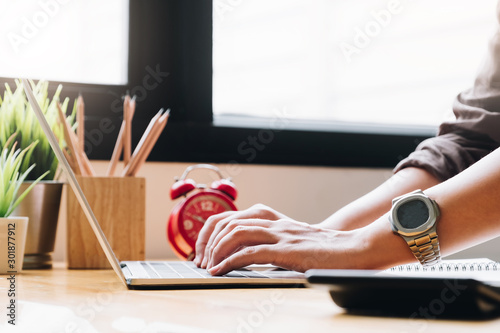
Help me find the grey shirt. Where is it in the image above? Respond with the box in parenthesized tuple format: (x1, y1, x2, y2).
(394, 11, 500, 181)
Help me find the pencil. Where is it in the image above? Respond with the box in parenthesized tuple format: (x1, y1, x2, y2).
(106, 96, 137, 176)
(121, 109, 164, 176)
(63, 149, 77, 173)
(129, 96, 136, 120)
(123, 95, 132, 165)
(106, 128, 124, 177)
(75, 94, 95, 176)
(77, 94, 85, 156)
(57, 103, 83, 175)
(124, 124, 161, 177)
(126, 109, 163, 163)
(124, 110, 169, 176)
(132, 111, 169, 175)
(80, 152, 95, 176)
(67, 121, 96, 176)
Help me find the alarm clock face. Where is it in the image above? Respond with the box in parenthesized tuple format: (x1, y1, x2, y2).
(168, 189, 237, 259)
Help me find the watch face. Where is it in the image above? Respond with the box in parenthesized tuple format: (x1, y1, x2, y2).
(397, 199, 429, 229)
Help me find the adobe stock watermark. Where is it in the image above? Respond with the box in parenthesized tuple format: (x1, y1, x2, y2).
(109, 64, 170, 112)
(402, 279, 468, 333)
(7, 0, 73, 53)
(213, 0, 246, 43)
(64, 283, 122, 333)
(222, 106, 292, 179)
(236, 290, 285, 333)
(294, 231, 338, 272)
(339, 0, 408, 63)
(214, 0, 245, 21)
(81, 64, 169, 156)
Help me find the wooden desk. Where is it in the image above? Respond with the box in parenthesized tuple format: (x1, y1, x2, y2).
(1, 264, 500, 332)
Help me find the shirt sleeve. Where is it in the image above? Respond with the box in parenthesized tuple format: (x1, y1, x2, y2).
(394, 11, 500, 181)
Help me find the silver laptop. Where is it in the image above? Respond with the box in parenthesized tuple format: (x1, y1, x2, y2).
(22, 79, 305, 288)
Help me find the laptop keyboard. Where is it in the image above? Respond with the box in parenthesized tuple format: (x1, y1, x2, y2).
(140, 261, 273, 279)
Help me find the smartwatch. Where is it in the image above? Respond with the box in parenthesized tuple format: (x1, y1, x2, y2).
(389, 189, 442, 267)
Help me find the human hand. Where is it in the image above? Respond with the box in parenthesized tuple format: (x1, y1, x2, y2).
(194, 204, 291, 268)
(194, 204, 365, 275)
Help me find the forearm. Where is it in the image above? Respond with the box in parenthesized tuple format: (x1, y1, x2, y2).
(357, 147, 500, 269)
(425, 147, 500, 256)
(319, 167, 440, 231)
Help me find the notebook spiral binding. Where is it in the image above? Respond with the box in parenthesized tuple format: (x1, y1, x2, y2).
(390, 261, 500, 273)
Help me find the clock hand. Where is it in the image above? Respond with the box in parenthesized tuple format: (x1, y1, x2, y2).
(185, 212, 207, 224)
(192, 215, 207, 224)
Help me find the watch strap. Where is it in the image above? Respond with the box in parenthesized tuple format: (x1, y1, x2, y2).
(405, 229, 441, 267)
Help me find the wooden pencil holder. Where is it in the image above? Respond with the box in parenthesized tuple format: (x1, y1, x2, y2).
(66, 176, 146, 269)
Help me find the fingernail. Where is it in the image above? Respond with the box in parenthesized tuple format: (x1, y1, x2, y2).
(201, 257, 208, 268)
(208, 265, 219, 276)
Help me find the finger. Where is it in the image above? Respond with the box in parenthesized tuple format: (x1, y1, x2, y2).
(200, 206, 281, 267)
(201, 216, 235, 268)
(208, 225, 277, 269)
(207, 219, 273, 266)
(247, 203, 292, 221)
(194, 211, 235, 266)
(208, 245, 276, 276)
(203, 213, 257, 267)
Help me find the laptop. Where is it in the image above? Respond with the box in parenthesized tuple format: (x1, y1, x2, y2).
(306, 258, 500, 318)
(22, 78, 305, 289)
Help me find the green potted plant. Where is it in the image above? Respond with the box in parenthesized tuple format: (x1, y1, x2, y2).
(0, 79, 76, 269)
(0, 140, 48, 273)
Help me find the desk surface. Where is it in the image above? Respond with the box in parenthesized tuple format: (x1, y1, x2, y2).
(1, 264, 500, 332)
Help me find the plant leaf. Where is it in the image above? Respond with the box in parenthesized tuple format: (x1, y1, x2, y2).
(7, 170, 50, 216)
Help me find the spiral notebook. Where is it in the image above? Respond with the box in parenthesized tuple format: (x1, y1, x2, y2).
(307, 258, 500, 318)
(389, 258, 499, 276)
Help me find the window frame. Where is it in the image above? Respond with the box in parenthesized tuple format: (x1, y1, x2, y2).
(0, 0, 433, 169)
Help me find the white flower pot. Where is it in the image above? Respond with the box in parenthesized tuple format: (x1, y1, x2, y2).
(0, 217, 29, 274)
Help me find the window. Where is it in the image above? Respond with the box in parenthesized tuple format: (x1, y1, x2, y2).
(0, 0, 129, 85)
(213, 0, 497, 130)
(2, 1, 489, 168)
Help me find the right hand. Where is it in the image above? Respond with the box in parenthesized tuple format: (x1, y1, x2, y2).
(193, 204, 293, 268)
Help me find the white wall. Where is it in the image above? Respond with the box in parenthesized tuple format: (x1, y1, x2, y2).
(53, 161, 500, 263)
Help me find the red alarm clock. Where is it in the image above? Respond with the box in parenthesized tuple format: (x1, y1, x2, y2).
(167, 164, 237, 260)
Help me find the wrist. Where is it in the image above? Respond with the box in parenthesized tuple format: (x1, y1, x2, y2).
(354, 213, 417, 270)
(318, 214, 364, 231)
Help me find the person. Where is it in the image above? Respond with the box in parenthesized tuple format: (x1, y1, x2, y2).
(194, 7, 500, 276)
